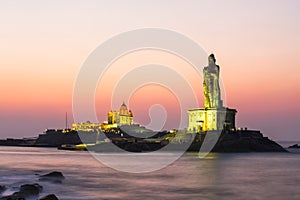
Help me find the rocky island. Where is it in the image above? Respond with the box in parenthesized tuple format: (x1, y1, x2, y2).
(0, 54, 287, 153)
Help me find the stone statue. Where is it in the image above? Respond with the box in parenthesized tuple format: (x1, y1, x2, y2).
(203, 54, 223, 108)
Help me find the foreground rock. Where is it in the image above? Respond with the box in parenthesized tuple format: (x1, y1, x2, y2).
(19, 183, 43, 196)
(0, 183, 42, 200)
(0, 186, 5, 193)
(39, 171, 65, 183)
(39, 194, 59, 200)
(288, 144, 300, 148)
(0, 193, 25, 200)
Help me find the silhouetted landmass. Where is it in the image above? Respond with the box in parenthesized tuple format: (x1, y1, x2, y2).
(0, 128, 286, 153)
(288, 144, 300, 149)
(188, 130, 286, 152)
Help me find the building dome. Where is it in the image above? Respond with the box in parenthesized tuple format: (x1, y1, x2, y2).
(120, 102, 128, 115)
(107, 102, 133, 125)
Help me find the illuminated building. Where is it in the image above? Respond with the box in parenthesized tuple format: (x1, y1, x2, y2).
(187, 107, 236, 132)
(188, 54, 237, 132)
(72, 121, 101, 132)
(72, 103, 134, 132)
(107, 102, 133, 126)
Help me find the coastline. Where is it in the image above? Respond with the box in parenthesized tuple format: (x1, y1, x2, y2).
(0, 130, 287, 153)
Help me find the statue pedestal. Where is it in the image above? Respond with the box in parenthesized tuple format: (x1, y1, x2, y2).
(187, 107, 237, 133)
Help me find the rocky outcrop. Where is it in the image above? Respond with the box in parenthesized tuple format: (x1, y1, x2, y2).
(35, 129, 97, 147)
(39, 171, 65, 183)
(0, 183, 42, 200)
(39, 194, 59, 200)
(188, 130, 287, 152)
(0, 172, 63, 200)
(91, 130, 286, 153)
(0, 186, 5, 193)
(288, 144, 300, 148)
(0, 193, 25, 200)
(19, 183, 43, 196)
(214, 131, 286, 152)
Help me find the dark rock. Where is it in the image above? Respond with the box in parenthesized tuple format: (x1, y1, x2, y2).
(188, 130, 287, 152)
(39, 171, 65, 183)
(40, 171, 64, 178)
(0, 185, 6, 193)
(0, 192, 25, 200)
(288, 144, 299, 148)
(19, 183, 43, 196)
(39, 194, 59, 200)
(214, 132, 287, 152)
(0, 183, 42, 200)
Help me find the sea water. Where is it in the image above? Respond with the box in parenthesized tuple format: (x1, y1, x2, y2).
(0, 146, 299, 200)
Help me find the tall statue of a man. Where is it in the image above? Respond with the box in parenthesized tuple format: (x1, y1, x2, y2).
(203, 54, 223, 108)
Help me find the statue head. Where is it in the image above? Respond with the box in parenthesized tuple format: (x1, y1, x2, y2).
(208, 54, 216, 65)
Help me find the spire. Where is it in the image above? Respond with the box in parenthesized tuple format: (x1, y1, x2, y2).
(65, 112, 68, 129)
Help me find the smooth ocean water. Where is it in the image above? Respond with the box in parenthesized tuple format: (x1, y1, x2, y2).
(0, 146, 299, 200)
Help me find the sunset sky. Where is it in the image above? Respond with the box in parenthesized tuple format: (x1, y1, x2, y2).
(1, 0, 300, 141)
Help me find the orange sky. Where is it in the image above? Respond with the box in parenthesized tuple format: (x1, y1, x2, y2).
(0, 0, 300, 141)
